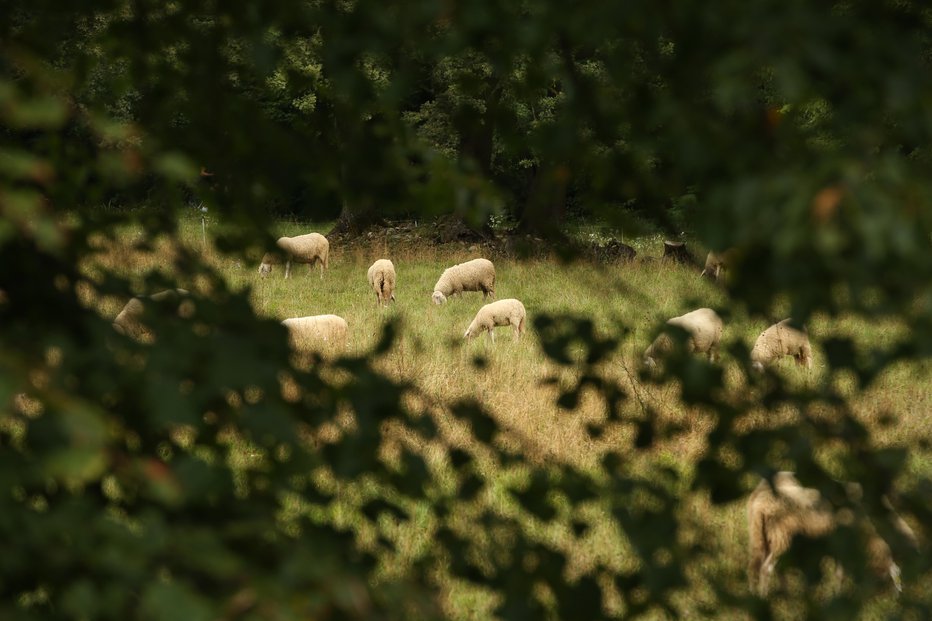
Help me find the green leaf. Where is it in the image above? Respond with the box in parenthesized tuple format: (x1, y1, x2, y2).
(141, 582, 213, 621)
(153, 152, 198, 184)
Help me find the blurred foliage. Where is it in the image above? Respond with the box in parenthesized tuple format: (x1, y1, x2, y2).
(2, 0, 932, 620)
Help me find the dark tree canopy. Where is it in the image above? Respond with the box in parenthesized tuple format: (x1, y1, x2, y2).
(2, 1, 932, 619)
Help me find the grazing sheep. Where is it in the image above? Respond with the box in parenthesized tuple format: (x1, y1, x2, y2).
(643, 307, 723, 367)
(259, 233, 329, 279)
(750, 318, 812, 372)
(431, 258, 495, 305)
(281, 314, 348, 351)
(112, 289, 190, 339)
(464, 299, 526, 342)
(367, 259, 396, 307)
(747, 472, 916, 596)
(700, 249, 734, 281)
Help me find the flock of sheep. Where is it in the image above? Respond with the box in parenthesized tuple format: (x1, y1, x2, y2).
(253, 233, 525, 347)
(110, 231, 915, 597)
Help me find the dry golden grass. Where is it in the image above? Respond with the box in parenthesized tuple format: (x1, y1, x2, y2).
(84, 214, 932, 619)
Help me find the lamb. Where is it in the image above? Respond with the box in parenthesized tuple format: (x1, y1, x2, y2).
(747, 472, 917, 596)
(281, 314, 348, 351)
(431, 258, 495, 305)
(750, 318, 812, 372)
(464, 299, 526, 342)
(367, 259, 396, 306)
(700, 249, 734, 281)
(112, 289, 190, 339)
(643, 307, 723, 367)
(258, 232, 329, 279)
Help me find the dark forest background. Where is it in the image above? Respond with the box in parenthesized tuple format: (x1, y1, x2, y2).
(2, 1, 932, 619)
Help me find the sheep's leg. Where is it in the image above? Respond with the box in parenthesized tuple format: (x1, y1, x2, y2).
(757, 552, 779, 596)
(748, 558, 763, 595)
(284, 260, 292, 279)
(489, 329, 495, 343)
(890, 563, 902, 594)
(831, 564, 845, 595)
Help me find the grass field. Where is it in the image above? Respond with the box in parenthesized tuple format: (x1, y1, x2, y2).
(86, 213, 932, 619)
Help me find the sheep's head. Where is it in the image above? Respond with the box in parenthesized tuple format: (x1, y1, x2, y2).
(432, 291, 446, 305)
(794, 350, 812, 369)
(751, 360, 765, 373)
(464, 325, 480, 339)
(258, 262, 272, 277)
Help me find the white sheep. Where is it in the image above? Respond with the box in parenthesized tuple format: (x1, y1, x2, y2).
(112, 289, 190, 339)
(431, 258, 495, 305)
(281, 314, 348, 351)
(643, 307, 723, 367)
(750, 318, 812, 372)
(259, 232, 330, 279)
(700, 249, 734, 281)
(464, 298, 526, 342)
(367, 259, 396, 306)
(747, 472, 916, 596)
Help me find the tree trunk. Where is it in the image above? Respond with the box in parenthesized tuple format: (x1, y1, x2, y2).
(662, 240, 695, 265)
(455, 83, 501, 177)
(517, 163, 571, 240)
(325, 107, 391, 240)
(328, 196, 384, 239)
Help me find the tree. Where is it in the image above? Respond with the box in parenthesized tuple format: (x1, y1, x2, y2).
(2, 1, 932, 619)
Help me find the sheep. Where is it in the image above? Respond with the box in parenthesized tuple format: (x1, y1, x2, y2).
(700, 249, 734, 281)
(464, 299, 526, 342)
(431, 258, 495, 305)
(112, 289, 190, 339)
(367, 259, 396, 307)
(258, 232, 329, 279)
(747, 472, 917, 596)
(281, 314, 348, 351)
(750, 318, 812, 372)
(643, 307, 723, 368)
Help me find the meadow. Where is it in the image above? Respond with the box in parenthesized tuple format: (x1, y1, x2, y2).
(87, 214, 932, 619)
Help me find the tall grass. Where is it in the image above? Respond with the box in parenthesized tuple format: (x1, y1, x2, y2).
(86, 214, 932, 619)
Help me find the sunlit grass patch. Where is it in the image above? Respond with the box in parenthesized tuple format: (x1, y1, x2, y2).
(80, 213, 932, 619)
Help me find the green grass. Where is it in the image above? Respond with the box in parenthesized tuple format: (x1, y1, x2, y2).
(85, 213, 932, 619)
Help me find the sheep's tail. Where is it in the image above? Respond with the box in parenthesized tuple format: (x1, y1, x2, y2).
(378, 274, 387, 300)
(518, 315, 526, 335)
(748, 503, 770, 593)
